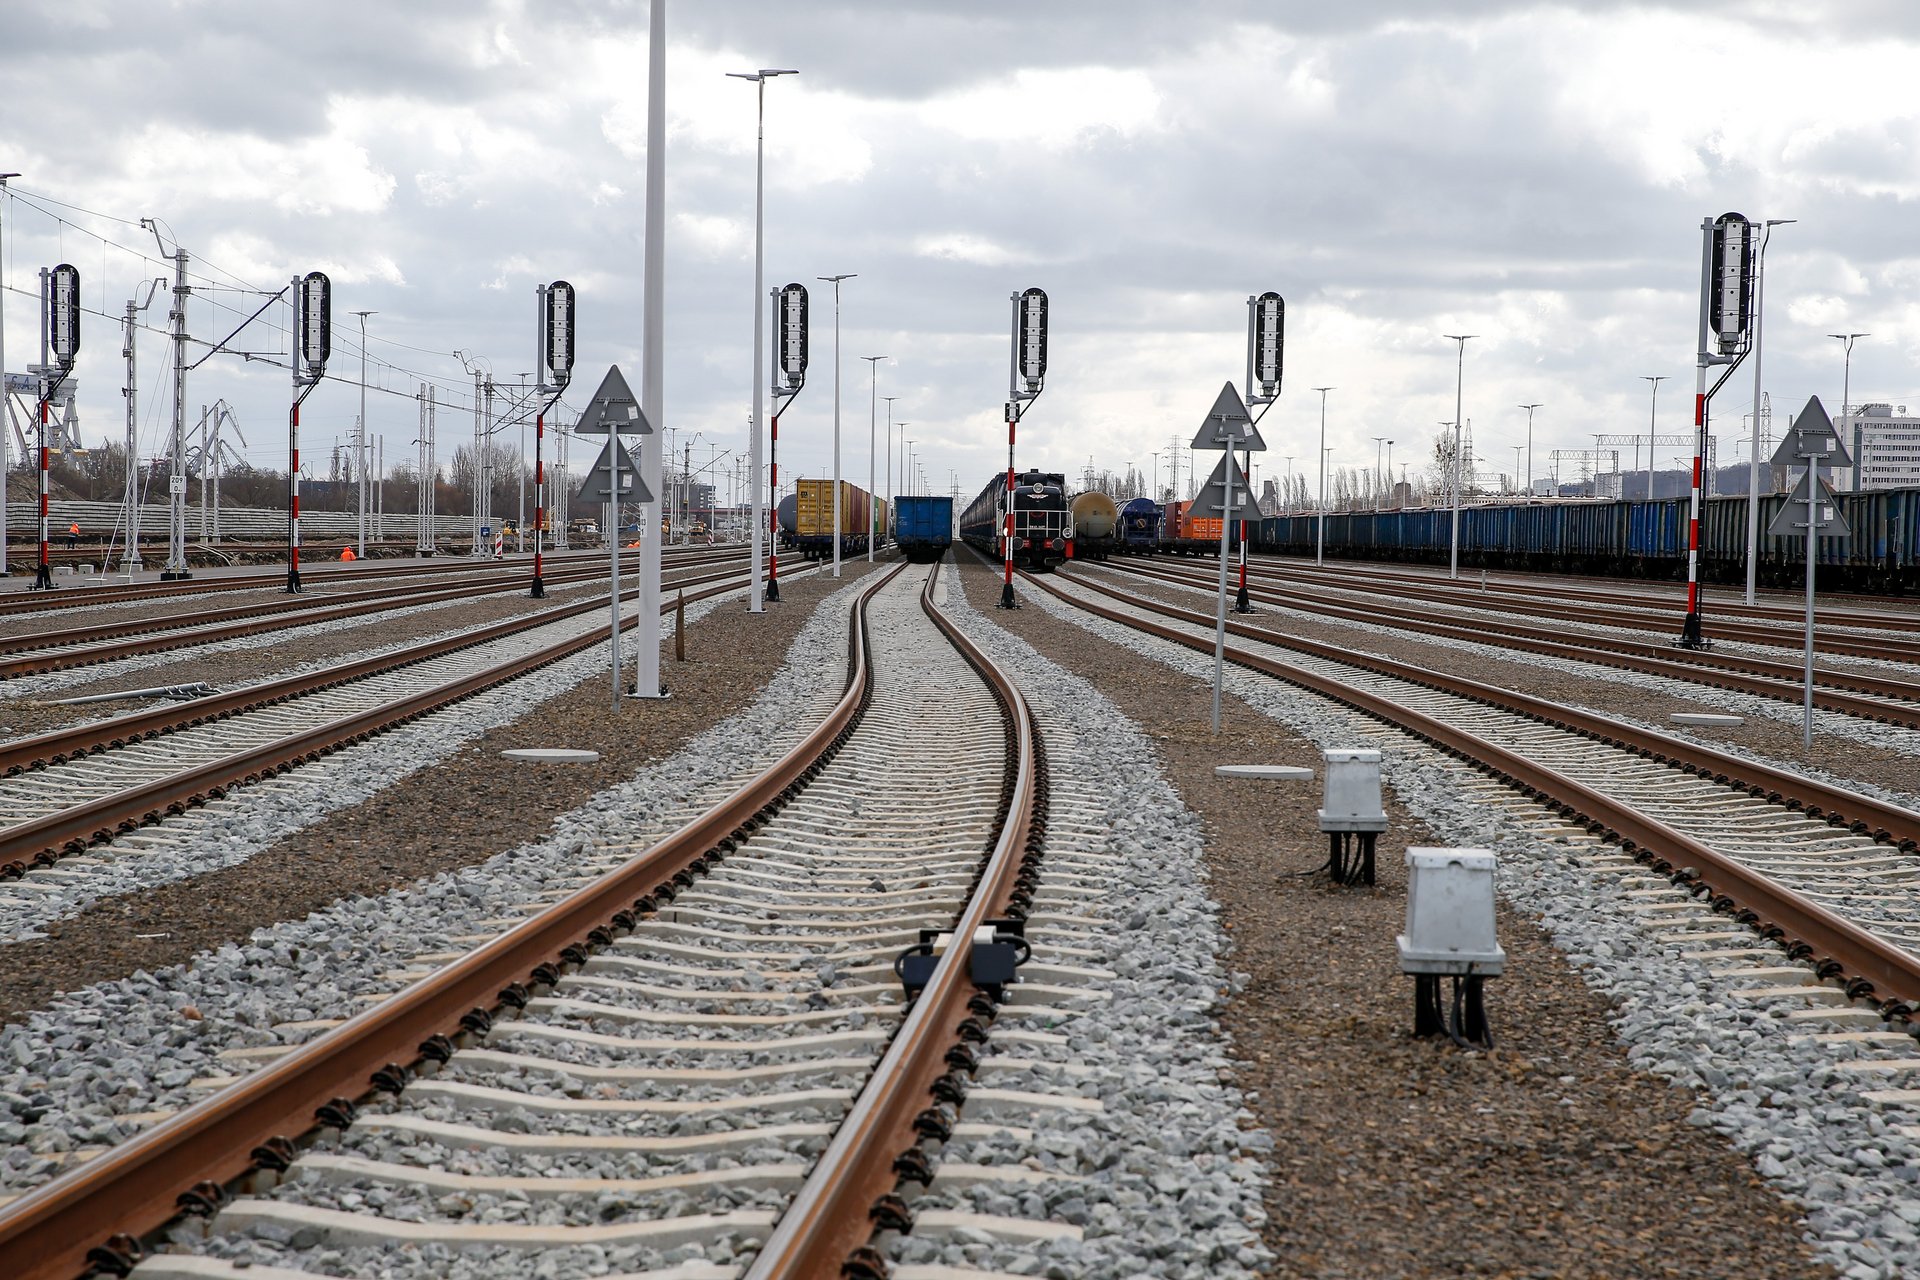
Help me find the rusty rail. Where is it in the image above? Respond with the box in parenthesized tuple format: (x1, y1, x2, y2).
(745, 558, 1042, 1279)
(1011, 558, 1920, 1017)
(0, 561, 897, 1280)
(0, 560, 817, 877)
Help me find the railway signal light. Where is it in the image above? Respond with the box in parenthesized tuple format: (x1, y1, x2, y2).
(544, 280, 575, 387)
(1709, 212, 1754, 357)
(1017, 286, 1048, 394)
(298, 271, 331, 377)
(48, 264, 79, 369)
(1250, 291, 1283, 400)
(776, 282, 808, 392)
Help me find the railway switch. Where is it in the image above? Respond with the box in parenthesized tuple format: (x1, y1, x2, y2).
(1319, 748, 1388, 886)
(1397, 847, 1505, 1049)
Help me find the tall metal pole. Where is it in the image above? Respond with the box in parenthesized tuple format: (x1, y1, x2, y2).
(0, 174, 14, 577)
(817, 274, 854, 579)
(882, 395, 898, 512)
(287, 276, 303, 593)
(1518, 403, 1541, 496)
(1639, 376, 1666, 501)
(1746, 221, 1792, 604)
(353, 310, 373, 557)
(1445, 335, 1475, 579)
(1312, 387, 1333, 566)
(1371, 435, 1387, 500)
(1829, 332, 1867, 489)
(634, 0, 667, 698)
(469, 368, 484, 555)
(725, 69, 800, 613)
(862, 354, 884, 560)
(531, 287, 546, 597)
(160, 231, 191, 579)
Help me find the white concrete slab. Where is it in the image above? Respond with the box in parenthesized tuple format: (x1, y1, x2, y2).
(501, 747, 602, 763)
(1214, 764, 1314, 781)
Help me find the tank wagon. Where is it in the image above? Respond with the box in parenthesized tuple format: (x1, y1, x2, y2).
(893, 494, 954, 563)
(1249, 489, 1920, 592)
(1068, 491, 1119, 561)
(776, 493, 798, 549)
(793, 478, 884, 560)
(1115, 497, 1158, 554)
(960, 470, 1072, 571)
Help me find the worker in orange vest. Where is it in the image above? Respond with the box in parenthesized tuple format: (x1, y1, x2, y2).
(67, 522, 80, 550)
(340, 546, 357, 562)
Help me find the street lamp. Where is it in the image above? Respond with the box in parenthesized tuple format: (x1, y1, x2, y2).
(817, 273, 856, 577)
(881, 395, 898, 508)
(1745, 219, 1793, 605)
(861, 354, 886, 559)
(353, 310, 375, 556)
(1385, 441, 1394, 506)
(1511, 445, 1523, 492)
(1639, 376, 1667, 501)
(727, 66, 797, 611)
(1518, 403, 1541, 496)
(904, 439, 915, 496)
(1444, 334, 1475, 579)
(1829, 331, 1869, 489)
(1312, 387, 1334, 566)
(1371, 435, 1388, 503)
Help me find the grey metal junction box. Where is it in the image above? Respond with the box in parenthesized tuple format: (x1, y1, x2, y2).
(1397, 847, 1505, 976)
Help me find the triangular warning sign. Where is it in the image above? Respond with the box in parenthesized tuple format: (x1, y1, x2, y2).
(578, 435, 652, 504)
(1191, 381, 1266, 451)
(1765, 469, 1850, 538)
(1770, 395, 1849, 468)
(575, 364, 653, 436)
(1190, 451, 1257, 519)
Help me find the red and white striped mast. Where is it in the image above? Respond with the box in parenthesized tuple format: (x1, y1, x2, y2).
(1241, 290, 1284, 613)
(1681, 213, 1756, 649)
(32, 264, 80, 592)
(532, 280, 575, 600)
(768, 281, 810, 603)
(1001, 287, 1048, 610)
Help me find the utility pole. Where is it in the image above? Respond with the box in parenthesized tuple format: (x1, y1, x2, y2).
(1518, 403, 1541, 496)
(146, 220, 192, 579)
(468, 366, 484, 554)
(352, 310, 374, 557)
(1444, 334, 1476, 579)
(817, 273, 855, 578)
(120, 278, 162, 571)
(0, 173, 15, 577)
(1638, 376, 1667, 500)
(862, 354, 885, 559)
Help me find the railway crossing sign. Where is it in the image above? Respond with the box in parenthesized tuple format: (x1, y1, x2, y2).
(580, 435, 651, 503)
(1767, 470, 1849, 537)
(1191, 382, 1266, 451)
(1191, 451, 1257, 519)
(574, 365, 653, 436)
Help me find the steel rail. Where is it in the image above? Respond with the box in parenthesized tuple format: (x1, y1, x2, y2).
(746, 558, 1041, 1280)
(1006, 558, 1920, 1017)
(0, 560, 819, 876)
(1249, 554, 1920, 653)
(1051, 567, 1920, 849)
(0, 560, 900, 1280)
(0, 559, 667, 678)
(1098, 558, 1920, 722)
(0, 545, 737, 616)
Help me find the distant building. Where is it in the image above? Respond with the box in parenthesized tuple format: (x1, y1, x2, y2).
(1840, 403, 1920, 491)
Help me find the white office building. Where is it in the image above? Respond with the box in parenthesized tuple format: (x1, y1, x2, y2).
(1841, 403, 1920, 491)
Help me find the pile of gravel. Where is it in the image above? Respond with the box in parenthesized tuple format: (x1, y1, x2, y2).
(1022, 572, 1920, 1280)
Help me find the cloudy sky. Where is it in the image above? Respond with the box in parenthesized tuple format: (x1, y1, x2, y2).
(6, 0, 1920, 511)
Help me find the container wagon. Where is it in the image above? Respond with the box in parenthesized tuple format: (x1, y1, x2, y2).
(1159, 500, 1242, 555)
(959, 470, 1072, 571)
(1068, 492, 1119, 561)
(794, 478, 875, 559)
(893, 494, 953, 563)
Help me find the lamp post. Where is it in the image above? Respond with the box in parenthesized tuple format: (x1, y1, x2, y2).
(726, 66, 796, 612)
(1444, 334, 1475, 579)
(1745, 220, 1793, 604)
(817, 273, 855, 577)
(1518, 402, 1541, 496)
(894, 424, 909, 500)
(1829, 331, 1869, 490)
(1385, 441, 1394, 506)
(881, 394, 898, 509)
(1371, 435, 1388, 503)
(861, 354, 886, 559)
(0, 172, 14, 576)
(352, 310, 375, 557)
(904, 440, 915, 495)
(1511, 445, 1523, 492)
(1312, 387, 1333, 565)
(1639, 376, 1667, 500)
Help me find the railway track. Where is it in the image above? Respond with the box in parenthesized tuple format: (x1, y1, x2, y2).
(0, 550, 743, 681)
(1088, 557, 1920, 727)
(0, 557, 809, 884)
(1001, 554, 1920, 1024)
(0, 558, 1060, 1280)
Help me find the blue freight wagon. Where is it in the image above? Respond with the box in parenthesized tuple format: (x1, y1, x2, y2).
(893, 494, 954, 563)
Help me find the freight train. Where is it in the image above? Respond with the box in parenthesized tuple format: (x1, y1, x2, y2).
(1116, 497, 1158, 554)
(1068, 492, 1118, 561)
(894, 495, 954, 563)
(1250, 490, 1920, 592)
(793, 479, 885, 559)
(960, 470, 1072, 571)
